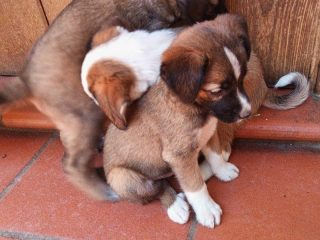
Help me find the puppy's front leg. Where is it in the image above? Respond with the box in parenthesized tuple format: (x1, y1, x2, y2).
(163, 151, 222, 228)
(202, 132, 239, 182)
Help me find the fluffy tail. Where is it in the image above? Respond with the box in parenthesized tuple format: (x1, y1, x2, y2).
(263, 72, 310, 110)
(0, 76, 30, 112)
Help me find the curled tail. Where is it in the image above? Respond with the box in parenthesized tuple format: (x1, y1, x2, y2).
(263, 72, 310, 110)
(0, 76, 30, 112)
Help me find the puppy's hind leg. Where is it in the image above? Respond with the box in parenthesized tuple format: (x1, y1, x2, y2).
(36, 100, 119, 201)
(107, 167, 163, 204)
(216, 121, 235, 162)
(108, 168, 190, 224)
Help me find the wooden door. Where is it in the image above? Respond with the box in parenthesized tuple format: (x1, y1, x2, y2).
(225, 0, 320, 93)
(0, 0, 71, 75)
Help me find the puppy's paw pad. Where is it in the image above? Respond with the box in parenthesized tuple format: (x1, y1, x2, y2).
(167, 193, 190, 224)
(195, 199, 222, 228)
(214, 162, 239, 182)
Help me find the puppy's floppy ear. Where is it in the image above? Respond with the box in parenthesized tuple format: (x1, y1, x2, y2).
(87, 61, 135, 130)
(161, 46, 208, 103)
(92, 82, 129, 130)
(235, 15, 251, 59)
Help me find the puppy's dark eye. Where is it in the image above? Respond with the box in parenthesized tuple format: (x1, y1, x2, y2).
(221, 82, 231, 90)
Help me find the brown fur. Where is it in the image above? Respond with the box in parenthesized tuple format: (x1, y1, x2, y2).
(103, 14, 250, 211)
(0, 0, 226, 201)
(87, 60, 137, 130)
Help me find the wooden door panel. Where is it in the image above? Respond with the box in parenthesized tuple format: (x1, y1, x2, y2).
(0, 0, 48, 75)
(225, 0, 320, 87)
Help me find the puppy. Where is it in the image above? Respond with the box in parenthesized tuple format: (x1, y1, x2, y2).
(81, 26, 178, 130)
(102, 14, 253, 228)
(0, 0, 226, 200)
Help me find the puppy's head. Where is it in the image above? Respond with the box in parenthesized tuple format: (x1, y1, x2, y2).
(161, 14, 252, 123)
(86, 60, 138, 130)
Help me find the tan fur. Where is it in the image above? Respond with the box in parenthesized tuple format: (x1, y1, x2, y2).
(104, 81, 214, 206)
(0, 0, 226, 201)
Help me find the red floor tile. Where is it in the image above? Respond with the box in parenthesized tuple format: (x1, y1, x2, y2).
(195, 142, 320, 240)
(236, 98, 320, 141)
(0, 140, 190, 240)
(1, 103, 55, 130)
(0, 130, 51, 192)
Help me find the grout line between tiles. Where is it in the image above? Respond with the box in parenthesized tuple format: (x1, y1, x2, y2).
(0, 230, 66, 240)
(234, 139, 320, 152)
(186, 216, 198, 240)
(0, 132, 58, 201)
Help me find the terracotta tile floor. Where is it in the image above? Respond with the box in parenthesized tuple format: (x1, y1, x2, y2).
(0, 130, 319, 240)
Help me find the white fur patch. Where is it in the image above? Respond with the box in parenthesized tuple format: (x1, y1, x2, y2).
(202, 147, 239, 182)
(237, 89, 251, 118)
(81, 28, 176, 103)
(185, 185, 222, 228)
(224, 46, 241, 80)
(167, 193, 190, 224)
(275, 72, 300, 88)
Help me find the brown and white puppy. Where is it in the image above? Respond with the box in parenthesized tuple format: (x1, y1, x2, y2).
(0, 0, 226, 201)
(81, 27, 178, 130)
(102, 14, 253, 228)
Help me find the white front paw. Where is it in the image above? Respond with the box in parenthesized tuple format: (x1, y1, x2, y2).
(214, 162, 239, 182)
(185, 185, 222, 229)
(167, 193, 190, 224)
(194, 197, 222, 228)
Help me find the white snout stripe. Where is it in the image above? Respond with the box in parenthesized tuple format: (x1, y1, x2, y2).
(224, 46, 241, 80)
(237, 89, 251, 116)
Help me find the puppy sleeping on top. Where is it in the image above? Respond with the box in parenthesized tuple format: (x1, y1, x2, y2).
(82, 14, 309, 228)
(81, 26, 178, 130)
